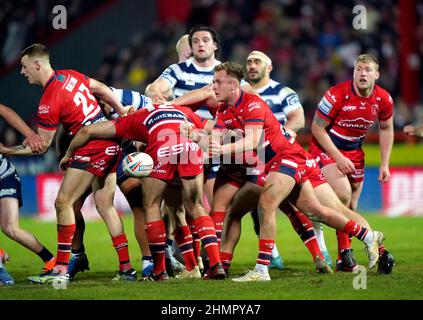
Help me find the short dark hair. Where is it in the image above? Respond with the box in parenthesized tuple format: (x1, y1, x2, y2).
(188, 25, 221, 58)
(20, 43, 49, 59)
(214, 62, 244, 82)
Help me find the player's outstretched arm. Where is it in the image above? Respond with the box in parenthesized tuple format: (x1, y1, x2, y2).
(0, 127, 54, 156)
(89, 79, 132, 116)
(0, 103, 45, 153)
(172, 84, 219, 109)
(145, 79, 172, 103)
(60, 121, 117, 171)
(212, 125, 263, 157)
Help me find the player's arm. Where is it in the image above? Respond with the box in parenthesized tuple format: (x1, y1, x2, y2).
(145, 78, 173, 103)
(88, 79, 132, 116)
(311, 114, 355, 175)
(0, 103, 45, 153)
(0, 127, 55, 156)
(172, 85, 220, 109)
(284, 108, 305, 135)
(59, 121, 117, 171)
(210, 124, 263, 157)
(378, 116, 394, 183)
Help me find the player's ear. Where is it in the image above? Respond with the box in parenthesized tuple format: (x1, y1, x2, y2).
(375, 71, 380, 80)
(34, 60, 41, 71)
(268, 64, 273, 73)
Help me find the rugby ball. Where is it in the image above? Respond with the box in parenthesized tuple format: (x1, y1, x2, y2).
(122, 152, 154, 178)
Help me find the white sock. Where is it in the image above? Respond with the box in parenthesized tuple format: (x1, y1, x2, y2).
(142, 259, 153, 270)
(255, 263, 269, 274)
(313, 221, 328, 251)
(165, 244, 174, 259)
(363, 230, 375, 246)
(271, 244, 280, 258)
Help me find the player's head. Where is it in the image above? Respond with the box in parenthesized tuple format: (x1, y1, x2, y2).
(246, 51, 273, 84)
(188, 25, 221, 62)
(353, 54, 380, 93)
(176, 34, 192, 63)
(20, 43, 51, 85)
(213, 62, 244, 102)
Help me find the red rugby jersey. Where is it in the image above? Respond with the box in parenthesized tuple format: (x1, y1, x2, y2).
(311, 80, 393, 150)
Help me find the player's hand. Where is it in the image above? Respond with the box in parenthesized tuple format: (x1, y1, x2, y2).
(335, 154, 355, 175)
(59, 154, 71, 172)
(120, 105, 135, 117)
(208, 139, 222, 158)
(284, 128, 297, 139)
(378, 164, 390, 183)
(23, 133, 45, 153)
(152, 92, 169, 104)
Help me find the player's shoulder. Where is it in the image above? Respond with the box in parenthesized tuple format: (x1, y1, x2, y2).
(328, 80, 351, 93)
(58, 69, 86, 79)
(324, 80, 351, 104)
(374, 84, 393, 105)
(243, 91, 267, 111)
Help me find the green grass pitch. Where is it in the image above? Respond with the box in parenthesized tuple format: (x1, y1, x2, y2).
(0, 214, 422, 300)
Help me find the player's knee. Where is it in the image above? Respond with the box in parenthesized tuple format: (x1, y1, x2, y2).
(336, 190, 351, 206)
(54, 195, 72, 213)
(2, 224, 18, 239)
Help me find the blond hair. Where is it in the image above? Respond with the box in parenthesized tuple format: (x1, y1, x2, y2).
(354, 54, 379, 70)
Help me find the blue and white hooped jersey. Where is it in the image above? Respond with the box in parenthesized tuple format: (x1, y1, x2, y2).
(159, 57, 221, 120)
(0, 155, 16, 180)
(254, 79, 302, 125)
(108, 87, 153, 119)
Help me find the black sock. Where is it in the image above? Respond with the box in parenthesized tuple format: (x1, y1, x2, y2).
(71, 245, 85, 256)
(37, 247, 54, 262)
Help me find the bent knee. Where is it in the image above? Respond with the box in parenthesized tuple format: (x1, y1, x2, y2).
(335, 191, 351, 207)
(2, 225, 18, 239)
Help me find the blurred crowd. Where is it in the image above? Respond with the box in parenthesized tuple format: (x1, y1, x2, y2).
(0, 0, 104, 68)
(1, 0, 422, 159)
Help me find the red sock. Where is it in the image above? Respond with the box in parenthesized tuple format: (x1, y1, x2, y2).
(56, 224, 76, 272)
(186, 216, 201, 260)
(112, 233, 132, 272)
(342, 220, 368, 241)
(287, 211, 324, 261)
(210, 211, 226, 248)
(193, 215, 220, 267)
(257, 239, 274, 266)
(145, 220, 166, 275)
(336, 230, 352, 260)
(174, 225, 197, 271)
(220, 251, 233, 272)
